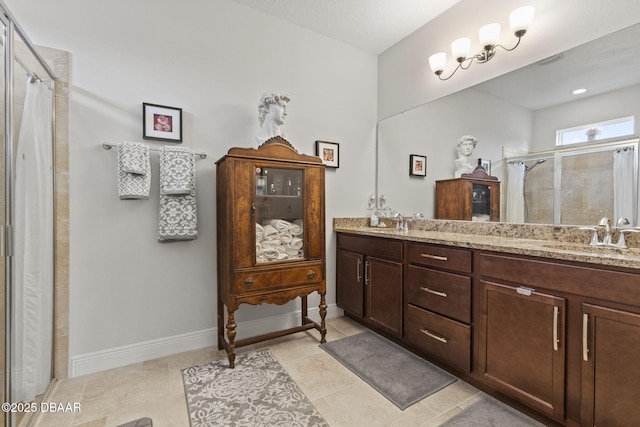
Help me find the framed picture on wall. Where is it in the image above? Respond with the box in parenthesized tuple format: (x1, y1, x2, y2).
(409, 154, 427, 176)
(143, 102, 182, 142)
(478, 158, 491, 175)
(315, 140, 339, 168)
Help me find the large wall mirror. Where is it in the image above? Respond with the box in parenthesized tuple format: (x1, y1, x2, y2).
(377, 23, 640, 226)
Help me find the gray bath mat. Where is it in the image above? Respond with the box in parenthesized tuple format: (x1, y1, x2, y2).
(440, 396, 546, 426)
(321, 331, 456, 410)
(117, 418, 152, 427)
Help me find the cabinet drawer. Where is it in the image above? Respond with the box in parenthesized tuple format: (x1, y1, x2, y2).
(405, 304, 471, 372)
(406, 265, 471, 323)
(235, 265, 323, 294)
(407, 243, 471, 273)
(337, 233, 402, 260)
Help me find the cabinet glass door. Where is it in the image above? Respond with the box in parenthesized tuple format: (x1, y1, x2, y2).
(255, 166, 304, 263)
(472, 184, 491, 220)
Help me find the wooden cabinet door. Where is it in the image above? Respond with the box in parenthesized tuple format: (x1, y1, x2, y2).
(478, 281, 566, 421)
(581, 303, 640, 426)
(336, 249, 364, 317)
(366, 256, 402, 337)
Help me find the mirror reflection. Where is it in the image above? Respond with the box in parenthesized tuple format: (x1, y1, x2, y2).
(377, 23, 640, 226)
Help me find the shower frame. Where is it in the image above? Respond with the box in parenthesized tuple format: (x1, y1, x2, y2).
(0, 2, 57, 426)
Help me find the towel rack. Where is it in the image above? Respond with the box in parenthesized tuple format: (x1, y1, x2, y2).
(102, 142, 207, 159)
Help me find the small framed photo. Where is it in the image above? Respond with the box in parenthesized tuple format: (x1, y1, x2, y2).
(143, 102, 182, 142)
(478, 158, 491, 175)
(409, 154, 427, 177)
(315, 140, 339, 168)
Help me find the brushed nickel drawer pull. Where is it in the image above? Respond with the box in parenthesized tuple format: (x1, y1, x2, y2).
(307, 270, 315, 278)
(356, 259, 362, 283)
(582, 314, 589, 361)
(420, 328, 448, 343)
(420, 287, 448, 298)
(244, 278, 254, 286)
(516, 286, 534, 296)
(553, 306, 559, 351)
(420, 253, 448, 261)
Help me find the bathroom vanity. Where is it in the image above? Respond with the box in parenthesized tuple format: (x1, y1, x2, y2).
(335, 219, 640, 426)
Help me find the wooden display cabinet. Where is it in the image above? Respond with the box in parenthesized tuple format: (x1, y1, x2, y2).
(436, 168, 500, 221)
(216, 136, 327, 368)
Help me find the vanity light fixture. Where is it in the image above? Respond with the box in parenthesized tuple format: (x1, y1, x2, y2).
(572, 88, 587, 95)
(428, 6, 535, 81)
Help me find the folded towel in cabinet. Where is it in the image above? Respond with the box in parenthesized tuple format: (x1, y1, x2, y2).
(256, 223, 264, 242)
(266, 219, 292, 232)
(158, 146, 198, 241)
(262, 224, 279, 240)
(159, 146, 195, 195)
(278, 232, 293, 243)
(289, 219, 303, 236)
(117, 142, 150, 199)
(289, 237, 303, 250)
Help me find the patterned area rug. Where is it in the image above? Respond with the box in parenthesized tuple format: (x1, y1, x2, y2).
(182, 349, 328, 427)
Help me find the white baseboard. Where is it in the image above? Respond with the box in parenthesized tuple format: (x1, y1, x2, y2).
(69, 303, 341, 377)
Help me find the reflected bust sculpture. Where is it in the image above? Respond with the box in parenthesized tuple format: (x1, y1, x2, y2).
(454, 135, 478, 177)
(256, 92, 291, 146)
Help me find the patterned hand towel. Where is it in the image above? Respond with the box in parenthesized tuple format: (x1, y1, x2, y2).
(117, 142, 150, 199)
(159, 146, 194, 195)
(158, 146, 197, 241)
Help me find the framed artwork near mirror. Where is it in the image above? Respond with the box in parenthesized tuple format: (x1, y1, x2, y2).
(478, 158, 491, 175)
(316, 140, 339, 168)
(410, 154, 427, 176)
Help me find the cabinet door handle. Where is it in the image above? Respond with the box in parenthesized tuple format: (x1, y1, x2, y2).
(365, 261, 370, 285)
(553, 306, 559, 351)
(420, 328, 448, 343)
(250, 203, 256, 216)
(244, 278, 254, 286)
(582, 313, 589, 361)
(420, 287, 448, 298)
(420, 253, 448, 261)
(356, 259, 362, 283)
(307, 270, 315, 279)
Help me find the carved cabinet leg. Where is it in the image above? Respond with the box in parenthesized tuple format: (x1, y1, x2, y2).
(226, 309, 237, 368)
(319, 293, 327, 343)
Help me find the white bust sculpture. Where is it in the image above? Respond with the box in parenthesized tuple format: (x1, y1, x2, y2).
(256, 92, 290, 145)
(454, 135, 478, 177)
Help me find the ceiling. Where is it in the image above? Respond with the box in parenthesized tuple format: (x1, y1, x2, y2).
(230, 0, 461, 54)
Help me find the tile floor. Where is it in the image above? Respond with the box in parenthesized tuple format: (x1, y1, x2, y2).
(33, 317, 502, 427)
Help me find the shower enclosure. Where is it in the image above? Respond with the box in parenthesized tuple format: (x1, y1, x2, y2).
(0, 3, 57, 427)
(505, 139, 639, 226)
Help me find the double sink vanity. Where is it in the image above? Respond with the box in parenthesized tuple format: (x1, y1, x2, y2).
(334, 218, 640, 426)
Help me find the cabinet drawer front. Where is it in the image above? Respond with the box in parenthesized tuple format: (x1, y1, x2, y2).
(405, 304, 471, 372)
(235, 265, 323, 294)
(338, 233, 402, 260)
(407, 243, 471, 273)
(406, 266, 471, 323)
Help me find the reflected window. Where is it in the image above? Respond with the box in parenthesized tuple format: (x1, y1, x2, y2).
(556, 116, 634, 146)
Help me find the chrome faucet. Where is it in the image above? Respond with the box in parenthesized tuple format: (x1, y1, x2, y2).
(582, 217, 639, 248)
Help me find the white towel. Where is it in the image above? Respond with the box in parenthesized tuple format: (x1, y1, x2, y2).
(289, 219, 303, 236)
(278, 232, 293, 244)
(117, 142, 150, 199)
(262, 224, 279, 240)
(262, 239, 283, 248)
(158, 146, 197, 241)
(289, 237, 303, 250)
(159, 146, 195, 195)
(256, 223, 264, 242)
(266, 219, 292, 232)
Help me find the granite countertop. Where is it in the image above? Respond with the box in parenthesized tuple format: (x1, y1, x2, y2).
(333, 218, 640, 271)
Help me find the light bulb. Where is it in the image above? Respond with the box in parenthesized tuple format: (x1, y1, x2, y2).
(510, 6, 535, 37)
(451, 38, 471, 62)
(479, 23, 501, 48)
(428, 52, 447, 74)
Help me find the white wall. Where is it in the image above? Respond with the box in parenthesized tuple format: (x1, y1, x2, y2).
(378, 0, 640, 120)
(6, 0, 377, 374)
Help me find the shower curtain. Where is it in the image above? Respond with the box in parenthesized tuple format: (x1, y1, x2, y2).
(506, 162, 526, 223)
(613, 147, 635, 223)
(13, 80, 53, 402)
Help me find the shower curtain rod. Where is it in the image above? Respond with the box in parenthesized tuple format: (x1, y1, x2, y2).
(102, 142, 207, 159)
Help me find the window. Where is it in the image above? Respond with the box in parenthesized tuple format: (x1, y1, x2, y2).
(556, 116, 635, 146)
